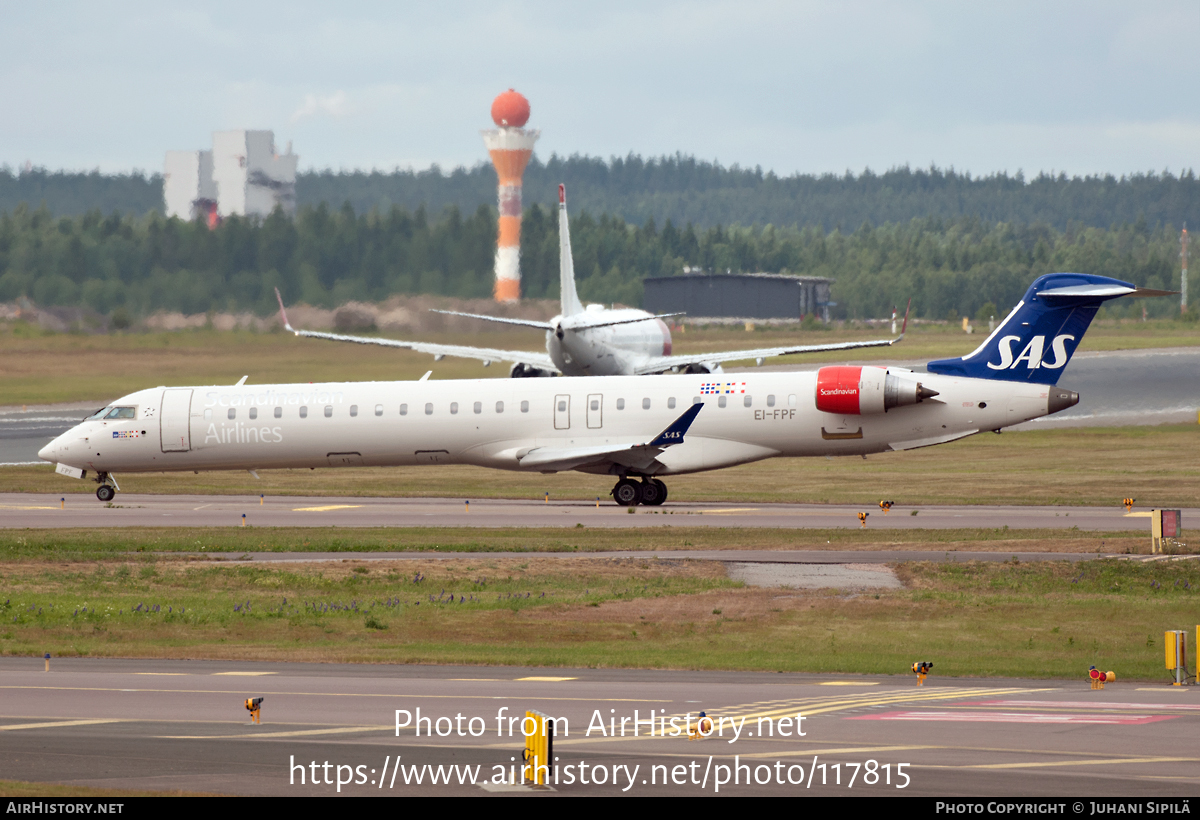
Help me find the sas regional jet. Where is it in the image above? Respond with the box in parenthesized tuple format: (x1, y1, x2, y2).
(276, 185, 906, 377)
(42, 273, 1172, 506)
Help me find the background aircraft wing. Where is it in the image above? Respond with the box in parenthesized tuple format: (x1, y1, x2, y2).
(632, 335, 903, 374)
(276, 289, 559, 372)
(429, 309, 554, 329)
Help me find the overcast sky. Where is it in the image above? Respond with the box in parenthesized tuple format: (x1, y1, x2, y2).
(3, 1, 1197, 178)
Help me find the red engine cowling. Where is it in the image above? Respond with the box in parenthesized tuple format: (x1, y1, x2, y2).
(815, 366, 938, 415)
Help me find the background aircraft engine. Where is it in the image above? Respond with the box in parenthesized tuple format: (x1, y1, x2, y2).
(815, 366, 938, 414)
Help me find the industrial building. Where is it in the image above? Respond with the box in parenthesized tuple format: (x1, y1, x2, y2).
(164, 130, 297, 222)
(643, 272, 834, 323)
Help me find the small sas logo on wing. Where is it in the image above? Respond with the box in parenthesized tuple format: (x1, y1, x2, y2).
(699, 382, 746, 395)
(112, 430, 140, 439)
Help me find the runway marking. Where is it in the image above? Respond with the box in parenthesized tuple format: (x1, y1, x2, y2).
(1124, 512, 1154, 517)
(818, 681, 881, 686)
(0, 719, 126, 731)
(968, 699, 1200, 711)
(698, 508, 761, 514)
(683, 687, 1052, 723)
(516, 676, 577, 682)
(0, 505, 57, 510)
(850, 710, 1176, 725)
(953, 756, 1199, 770)
(212, 671, 276, 676)
(293, 505, 364, 512)
(0, 685, 666, 703)
(162, 725, 392, 740)
(134, 673, 188, 676)
(1137, 687, 1197, 692)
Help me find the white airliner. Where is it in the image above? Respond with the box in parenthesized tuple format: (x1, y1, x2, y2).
(40, 273, 1170, 505)
(276, 184, 905, 377)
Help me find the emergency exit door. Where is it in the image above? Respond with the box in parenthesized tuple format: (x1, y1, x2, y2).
(587, 394, 603, 428)
(554, 394, 570, 430)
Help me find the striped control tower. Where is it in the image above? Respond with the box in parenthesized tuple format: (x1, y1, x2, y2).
(482, 89, 540, 302)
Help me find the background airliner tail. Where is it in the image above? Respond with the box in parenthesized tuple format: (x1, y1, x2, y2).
(926, 273, 1167, 385)
(558, 184, 585, 317)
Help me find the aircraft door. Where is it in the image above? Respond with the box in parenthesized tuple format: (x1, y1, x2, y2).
(160, 389, 193, 453)
(587, 393, 603, 429)
(554, 394, 570, 430)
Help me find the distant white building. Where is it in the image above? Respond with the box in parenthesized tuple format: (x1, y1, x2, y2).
(164, 130, 297, 221)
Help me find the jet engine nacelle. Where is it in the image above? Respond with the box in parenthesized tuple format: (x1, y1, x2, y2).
(510, 363, 556, 378)
(815, 366, 938, 415)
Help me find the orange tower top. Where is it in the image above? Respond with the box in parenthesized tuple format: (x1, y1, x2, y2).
(491, 89, 530, 128)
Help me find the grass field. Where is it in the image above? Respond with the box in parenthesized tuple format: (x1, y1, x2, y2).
(1, 546, 1194, 680)
(6, 424, 1197, 507)
(2, 317, 1198, 405)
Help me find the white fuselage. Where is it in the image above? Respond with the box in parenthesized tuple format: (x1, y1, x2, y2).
(41, 369, 1057, 480)
(547, 307, 673, 376)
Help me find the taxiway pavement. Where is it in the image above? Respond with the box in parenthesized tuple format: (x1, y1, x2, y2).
(0, 492, 1191, 532)
(1, 658, 1196, 796)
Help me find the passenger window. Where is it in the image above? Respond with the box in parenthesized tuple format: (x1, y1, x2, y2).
(228, 408, 236, 420)
(693, 396, 702, 404)
(642, 398, 651, 410)
(300, 406, 308, 418)
(557, 400, 566, 412)
(495, 401, 504, 413)
(788, 394, 797, 407)
(590, 399, 599, 411)
(425, 403, 433, 415)
(521, 400, 529, 413)
(718, 396, 727, 408)
(324, 406, 333, 418)
(274, 407, 282, 418)
(204, 408, 212, 420)
(450, 402, 459, 415)
(668, 397, 676, 409)
(616, 398, 625, 410)
(767, 395, 776, 407)
(400, 404, 408, 416)
(350, 405, 358, 417)
(249, 407, 258, 419)
(744, 395, 752, 407)
(473, 401, 482, 414)
(375, 404, 383, 417)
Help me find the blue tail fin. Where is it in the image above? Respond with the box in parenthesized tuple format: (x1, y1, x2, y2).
(927, 273, 1138, 385)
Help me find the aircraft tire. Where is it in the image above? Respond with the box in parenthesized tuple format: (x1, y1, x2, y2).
(612, 478, 642, 507)
(650, 479, 668, 505)
(96, 485, 116, 502)
(640, 479, 667, 506)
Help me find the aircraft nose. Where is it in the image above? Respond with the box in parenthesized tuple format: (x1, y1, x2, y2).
(38, 440, 58, 462)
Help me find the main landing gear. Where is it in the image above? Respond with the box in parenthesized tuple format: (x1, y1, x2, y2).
(611, 477, 668, 507)
(94, 472, 118, 502)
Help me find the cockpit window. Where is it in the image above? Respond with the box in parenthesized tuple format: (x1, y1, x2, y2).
(103, 407, 137, 420)
(87, 407, 112, 420)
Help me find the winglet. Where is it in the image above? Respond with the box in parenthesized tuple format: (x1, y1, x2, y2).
(559, 183, 565, 204)
(899, 297, 911, 339)
(274, 287, 296, 333)
(647, 403, 702, 447)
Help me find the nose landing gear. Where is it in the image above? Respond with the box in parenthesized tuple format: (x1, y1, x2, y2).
(94, 472, 118, 502)
(611, 477, 668, 507)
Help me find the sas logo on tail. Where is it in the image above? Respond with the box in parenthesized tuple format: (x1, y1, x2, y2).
(988, 334, 1075, 370)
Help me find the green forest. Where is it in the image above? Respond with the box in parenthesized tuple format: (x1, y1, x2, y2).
(3, 155, 1197, 231)
(0, 199, 1187, 322)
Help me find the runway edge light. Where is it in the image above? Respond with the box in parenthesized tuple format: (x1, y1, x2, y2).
(245, 697, 263, 724)
(911, 661, 932, 686)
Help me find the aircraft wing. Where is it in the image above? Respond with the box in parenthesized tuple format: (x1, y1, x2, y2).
(275, 290, 559, 372)
(516, 403, 702, 472)
(632, 335, 903, 374)
(632, 300, 910, 374)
